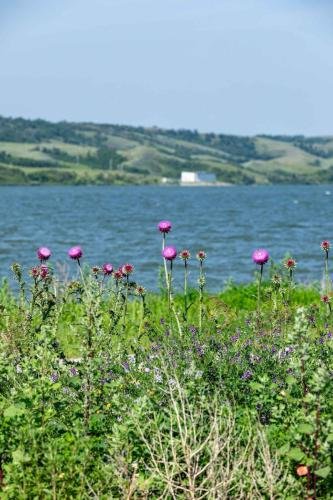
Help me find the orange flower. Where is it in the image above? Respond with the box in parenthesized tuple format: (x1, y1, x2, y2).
(296, 465, 309, 477)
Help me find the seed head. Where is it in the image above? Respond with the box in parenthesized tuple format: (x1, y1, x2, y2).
(180, 249, 191, 261)
(40, 265, 49, 279)
(284, 258, 296, 269)
(321, 240, 330, 252)
(271, 274, 282, 287)
(135, 285, 146, 296)
(196, 250, 207, 262)
(114, 270, 123, 281)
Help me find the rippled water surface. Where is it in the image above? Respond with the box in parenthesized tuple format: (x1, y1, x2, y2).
(0, 185, 332, 291)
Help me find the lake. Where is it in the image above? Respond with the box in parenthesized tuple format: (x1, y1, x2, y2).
(0, 185, 332, 291)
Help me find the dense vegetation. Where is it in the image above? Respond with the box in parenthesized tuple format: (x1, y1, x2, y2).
(1, 115, 333, 185)
(0, 226, 332, 498)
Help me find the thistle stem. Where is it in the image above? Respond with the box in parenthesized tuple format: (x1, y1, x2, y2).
(325, 250, 331, 316)
(199, 260, 204, 334)
(257, 264, 263, 316)
(168, 260, 173, 313)
(184, 259, 188, 323)
(162, 233, 168, 292)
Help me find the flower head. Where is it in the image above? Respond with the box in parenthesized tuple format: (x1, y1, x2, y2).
(241, 370, 252, 380)
(37, 246, 51, 262)
(92, 266, 101, 275)
(68, 246, 83, 260)
(114, 269, 123, 281)
(321, 240, 330, 252)
(196, 250, 207, 262)
(284, 258, 296, 269)
(321, 295, 330, 303)
(135, 285, 146, 296)
(271, 274, 282, 287)
(180, 249, 191, 261)
(40, 265, 49, 279)
(30, 266, 40, 279)
(162, 245, 177, 261)
(296, 465, 309, 477)
(102, 263, 113, 275)
(121, 263, 134, 276)
(252, 248, 269, 265)
(158, 220, 172, 233)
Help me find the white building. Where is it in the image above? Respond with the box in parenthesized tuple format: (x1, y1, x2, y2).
(181, 171, 216, 185)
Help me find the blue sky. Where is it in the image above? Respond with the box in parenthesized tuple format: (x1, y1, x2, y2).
(1, 0, 333, 135)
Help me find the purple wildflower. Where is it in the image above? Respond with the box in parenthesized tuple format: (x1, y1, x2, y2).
(69, 367, 79, 376)
(252, 248, 269, 265)
(102, 263, 113, 275)
(121, 263, 134, 276)
(158, 220, 172, 233)
(162, 245, 177, 261)
(37, 246, 51, 262)
(68, 246, 83, 260)
(241, 370, 252, 380)
(50, 372, 59, 383)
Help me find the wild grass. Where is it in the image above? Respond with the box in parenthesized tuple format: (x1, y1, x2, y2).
(0, 240, 332, 498)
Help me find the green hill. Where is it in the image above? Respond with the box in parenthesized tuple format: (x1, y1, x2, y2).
(0, 115, 333, 185)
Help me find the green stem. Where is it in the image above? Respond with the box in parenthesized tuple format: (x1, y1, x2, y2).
(257, 264, 263, 317)
(325, 251, 330, 316)
(123, 275, 129, 331)
(184, 260, 188, 323)
(168, 260, 173, 314)
(162, 233, 168, 292)
(199, 260, 203, 334)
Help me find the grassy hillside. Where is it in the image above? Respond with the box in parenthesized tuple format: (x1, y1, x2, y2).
(0, 115, 333, 185)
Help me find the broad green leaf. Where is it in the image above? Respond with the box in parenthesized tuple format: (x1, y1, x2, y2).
(249, 382, 263, 391)
(287, 447, 305, 461)
(298, 423, 314, 435)
(4, 404, 26, 418)
(278, 443, 290, 455)
(316, 466, 330, 478)
(286, 375, 297, 386)
(12, 449, 30, 464)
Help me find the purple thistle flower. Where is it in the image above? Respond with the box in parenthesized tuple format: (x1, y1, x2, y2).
(252, 248, 270, 265)
(37, 246, 51, 262)
(121, 263, 134, 276)
(102, 263, 113, 275)
(158, 220, 172, 233)
(68, 246, 83, 260)
(69, 367, 79, 376)
(162, 245, 177, 261)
